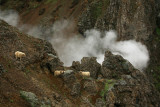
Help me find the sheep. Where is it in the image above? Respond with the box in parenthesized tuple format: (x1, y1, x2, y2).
(15, 51, 26, 61)
(54, 70, 65, 76)
(79, 71, 90, 77)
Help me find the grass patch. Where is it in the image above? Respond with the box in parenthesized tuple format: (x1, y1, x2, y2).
(100, 80, 115, 100)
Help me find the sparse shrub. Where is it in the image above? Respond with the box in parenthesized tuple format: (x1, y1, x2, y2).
(100, 80, 115, 100)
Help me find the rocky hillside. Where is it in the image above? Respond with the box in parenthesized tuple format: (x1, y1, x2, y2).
(0, 0, 160, 106)
(0, 19, 160, 106)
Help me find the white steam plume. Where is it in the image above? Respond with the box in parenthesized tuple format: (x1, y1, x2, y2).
(49, 24, 149, 71)
(0, 9, 149, 71)
(0, 9, 19, 26)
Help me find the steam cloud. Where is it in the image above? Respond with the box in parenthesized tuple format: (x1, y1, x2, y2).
(0, 9, 19, 26)
(0, 9, 149, 71)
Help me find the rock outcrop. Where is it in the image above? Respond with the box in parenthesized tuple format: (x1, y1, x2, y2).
(80, 57, 101, 79)
(101, 51, 135, 79)
(100, 51, 160, 106)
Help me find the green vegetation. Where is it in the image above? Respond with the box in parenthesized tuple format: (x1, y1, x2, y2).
(100, 79, 115, 100)
(156, 27, 160, 36)
(9, 99, 14, 103)
(90, 1, 103, 22)
(45, 0, 58, 4)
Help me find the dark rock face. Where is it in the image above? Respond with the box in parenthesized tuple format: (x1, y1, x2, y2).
(80, 57, 101, 79)
(100, 51, 160, 106)
(78, 1, 103, 35)
(78, 0, 157, 42)
(40, 53, 63, 73)
(101, 51, 135, 79)
(78, 1, 160, 92)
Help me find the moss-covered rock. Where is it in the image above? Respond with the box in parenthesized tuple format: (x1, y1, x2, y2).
(20, 91, 39, 107)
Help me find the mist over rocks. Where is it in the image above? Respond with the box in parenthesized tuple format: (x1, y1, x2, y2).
(0, 9, 149, 71)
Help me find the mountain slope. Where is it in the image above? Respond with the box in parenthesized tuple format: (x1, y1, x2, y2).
(0, 19, 160, 107)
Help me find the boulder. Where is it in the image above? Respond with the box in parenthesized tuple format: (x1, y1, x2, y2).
(72, 61, 81, 71)
(80, 57, 101, 79)
(40, 53, 63, 73)
(20, 91, 39, 107)
(101, 51, 134, 79)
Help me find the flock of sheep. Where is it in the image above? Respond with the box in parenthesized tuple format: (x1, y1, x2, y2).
(15, 51, 90, 77)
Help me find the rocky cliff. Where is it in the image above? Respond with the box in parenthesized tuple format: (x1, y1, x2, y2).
(0, 0, 160, 106)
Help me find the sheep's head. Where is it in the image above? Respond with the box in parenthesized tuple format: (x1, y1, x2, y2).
(23, 53, 26, 57)
(79, 71, 82, 74)
(60, 70, 64, 73)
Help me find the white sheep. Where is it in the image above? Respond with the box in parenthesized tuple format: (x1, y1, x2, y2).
(15, 51, 26, 61)
(79, 71, 90, 77)
(54, 70, 65, 76)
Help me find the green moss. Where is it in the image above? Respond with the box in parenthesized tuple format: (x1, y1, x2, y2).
(100, 80, 115, 100)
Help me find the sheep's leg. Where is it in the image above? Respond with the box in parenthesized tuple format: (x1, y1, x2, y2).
(20, 57, 21, 61)
(16, 56, 17, 60)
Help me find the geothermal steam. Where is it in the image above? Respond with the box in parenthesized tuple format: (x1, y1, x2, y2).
(0, 10, 19, 26)
(0, 10, 149, 71)
(49, 22, 149, 71)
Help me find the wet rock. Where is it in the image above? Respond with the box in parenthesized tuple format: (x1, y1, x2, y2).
(80, 57, 101, 79)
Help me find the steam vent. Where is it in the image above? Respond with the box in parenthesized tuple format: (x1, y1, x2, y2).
(0, 0, 160, 107)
